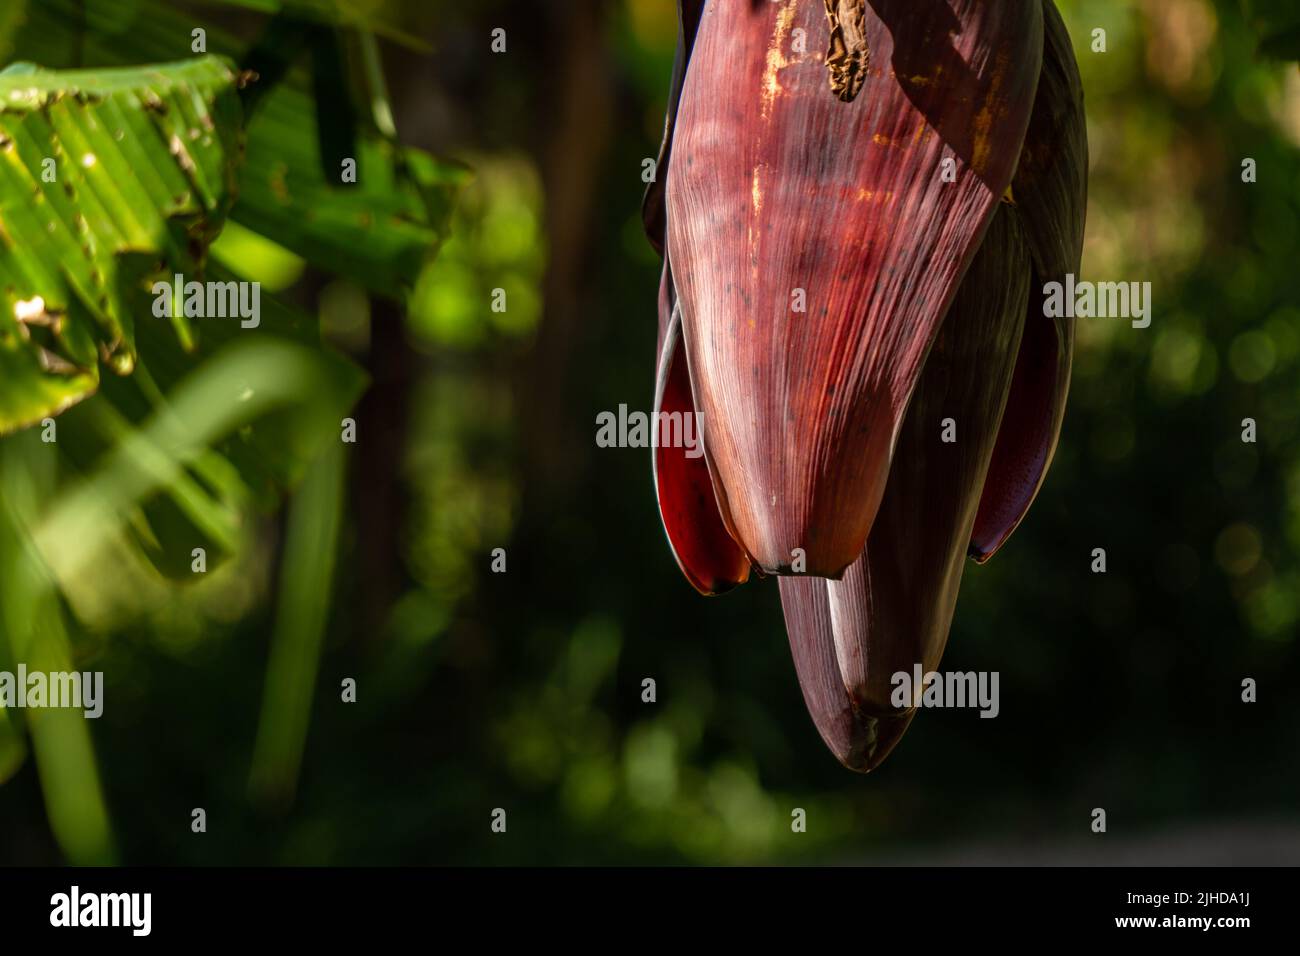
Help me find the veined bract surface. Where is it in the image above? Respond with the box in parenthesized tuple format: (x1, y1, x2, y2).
(645, 0, 1087, 771)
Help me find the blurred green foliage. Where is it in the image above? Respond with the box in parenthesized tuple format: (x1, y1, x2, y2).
(0, 0, 456, 862)
(1, 0, 1298, 866)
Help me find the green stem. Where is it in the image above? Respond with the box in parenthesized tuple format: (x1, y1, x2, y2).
(358, 30, 397, 141)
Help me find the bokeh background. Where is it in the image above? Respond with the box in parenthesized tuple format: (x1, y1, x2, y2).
(1, 0, 1298, 865)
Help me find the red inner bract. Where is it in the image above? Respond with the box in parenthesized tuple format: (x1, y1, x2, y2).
(653, 321, 750, 596)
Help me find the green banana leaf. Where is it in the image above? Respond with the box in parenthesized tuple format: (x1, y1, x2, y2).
(10, 0, 468, 298)
(0, 56, 244, 434)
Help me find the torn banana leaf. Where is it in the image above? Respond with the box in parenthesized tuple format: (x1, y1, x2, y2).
(0, 55, 244, 434)
(12, 0, 469, 300)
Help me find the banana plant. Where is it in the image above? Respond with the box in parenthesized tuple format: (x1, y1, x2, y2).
(646, 0, 1087, 771)
(0, 1, 464, 860)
